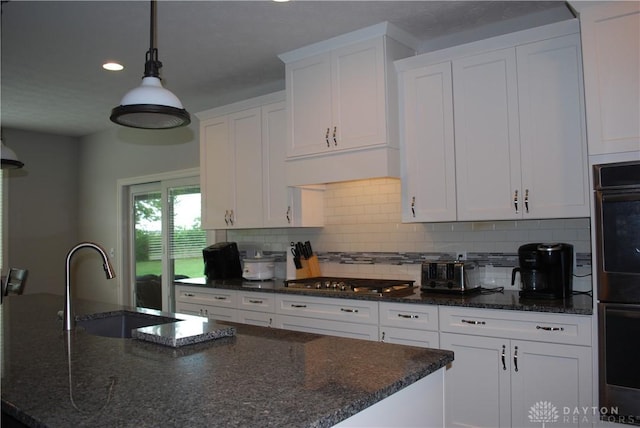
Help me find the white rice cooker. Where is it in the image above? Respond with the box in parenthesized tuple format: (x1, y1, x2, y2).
(242, 253, 275, 280)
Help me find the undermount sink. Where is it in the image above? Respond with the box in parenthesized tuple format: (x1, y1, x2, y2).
(76, 310, 179, 338)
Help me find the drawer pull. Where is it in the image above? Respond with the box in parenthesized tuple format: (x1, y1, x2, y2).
(536, 325, 564, 332)
(398, 313, 419, 319)
(340, 308, 359, 313)
(513, 346, 519, 372)
(214, 296, 227, 300)
(291, 304, 307, 308)
(248, 300, 263, 304)
(184, 293, 195, 297)
(461, 319, 486, 325)
(501, 345, 507, 370)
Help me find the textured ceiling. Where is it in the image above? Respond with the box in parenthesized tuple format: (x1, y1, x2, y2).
(1, 1, 572, 138)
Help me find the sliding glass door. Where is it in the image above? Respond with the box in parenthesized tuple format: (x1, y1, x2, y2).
(129, 177, 205, 312)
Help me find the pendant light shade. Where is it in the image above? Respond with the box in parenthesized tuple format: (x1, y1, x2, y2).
(1, 140, 24, 169)
(110, 1, 190, 130)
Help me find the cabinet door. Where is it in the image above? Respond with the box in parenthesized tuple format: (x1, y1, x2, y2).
(440, 333, 511, 428)
(332, 37, 386, 151)
(454, 48, 522, 221)
(286, 52, 333, 157)
(517, 34, 589, 218)
(229, 107, 263, 228)
(400, 61, 456, 222)
(579, 2, 640, 155)
(261, 101, 290, 227)
(200, 116, 232, 229)
(510, 340, 593, 428)
(175, 301, 237, 322)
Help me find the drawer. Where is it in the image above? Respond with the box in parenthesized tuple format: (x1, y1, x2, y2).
(380, 327, 440, 348)
(175, 286, 237, 309)
(237, 291, 276, 313)
(439, 306, 592, 346)
(176, 302, 237, 322)
(237, 309, 274, 328)
(276, 314, 379, 341)
(276, 295, 378, 325)
(379, 302, 438, 331)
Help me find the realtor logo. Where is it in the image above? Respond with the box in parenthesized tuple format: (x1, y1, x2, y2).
(529, 401, 559, 427)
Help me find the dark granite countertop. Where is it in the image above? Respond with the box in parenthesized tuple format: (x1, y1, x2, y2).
(176, 278, 594, 315)
(1, 294, 453, 428)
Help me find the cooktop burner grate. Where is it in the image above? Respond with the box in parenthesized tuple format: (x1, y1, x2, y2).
(284, 277, 416, 297)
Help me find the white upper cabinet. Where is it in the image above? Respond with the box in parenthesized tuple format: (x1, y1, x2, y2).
(197, 93, 324, 229)
(286, 38, 387, 157)
(199, 107, 263, 229)
(398, 61, 457, 222)
(456, 33, 589, 221)
(280, 22, 417, 185)
(453, 48, 522, 221)
(572, 1, 640, 156)
(397, 20, 589, 222)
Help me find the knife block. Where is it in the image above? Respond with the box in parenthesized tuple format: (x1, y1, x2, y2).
(307, 255, 321, 277)
(296, 259, 312, 279)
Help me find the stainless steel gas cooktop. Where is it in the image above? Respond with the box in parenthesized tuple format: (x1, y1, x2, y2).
(284, 277, 416, 297)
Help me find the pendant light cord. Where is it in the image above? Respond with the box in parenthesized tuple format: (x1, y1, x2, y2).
(144, 0, 161, 78)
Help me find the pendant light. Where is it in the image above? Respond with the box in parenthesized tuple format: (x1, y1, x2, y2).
(110, 0, 190, 129)
(1, 131, 24, 170)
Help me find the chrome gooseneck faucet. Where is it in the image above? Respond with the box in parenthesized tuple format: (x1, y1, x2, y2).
(64, 242, 116, 331)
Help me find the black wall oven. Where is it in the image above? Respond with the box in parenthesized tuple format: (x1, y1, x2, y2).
(594, 160, 640, 424)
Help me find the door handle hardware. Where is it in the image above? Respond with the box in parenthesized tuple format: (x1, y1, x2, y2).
(333, 126, 337, 146)
(248, 300, 263, 304)
(513, 346, 519, 372)
(501, 345, 507, 370)
(398, 314, 419, 319)
(214, 296, 227, 300)
(524, 189, 529, 213)
(381, 331, 386, 341)
(229, 210, 234, 226)
(184, 293, 195, 297)
(461, 319, 486, 325)
(325, 128, 330, 147)
(411, 196, 416, 218)
(513, 190, 519, 213)
(340, 308, 359, 313)
(536, 325, 564, 332)
(286, 206, 291, 224)
(291, 304, 307, 308)
(224, 210, 230, 226)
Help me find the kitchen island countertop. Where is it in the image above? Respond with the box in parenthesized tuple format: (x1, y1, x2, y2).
(1, 294, 453, 428)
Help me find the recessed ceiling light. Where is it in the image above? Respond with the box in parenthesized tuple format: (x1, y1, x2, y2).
(103, 62, 124, 71)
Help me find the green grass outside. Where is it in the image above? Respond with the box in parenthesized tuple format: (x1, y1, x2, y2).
(136, 257, 204, 279)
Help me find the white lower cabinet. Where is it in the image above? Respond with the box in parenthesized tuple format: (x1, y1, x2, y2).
(274, 294, 379, 341)
(439, 307, 593, 428)
(237, 291, 276, 328)
(175, 286, 237, 322)
(379, 302, 439, 348)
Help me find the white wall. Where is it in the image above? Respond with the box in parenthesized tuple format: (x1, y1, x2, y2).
(4, 128, 80, 295)
(76, 125, 199, 304)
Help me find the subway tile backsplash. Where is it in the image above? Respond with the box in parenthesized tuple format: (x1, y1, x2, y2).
(229, 178, 593, 292)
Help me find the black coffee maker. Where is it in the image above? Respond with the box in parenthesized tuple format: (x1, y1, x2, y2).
(203, 242, 242, 280)
(511, 243, 574, 300)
